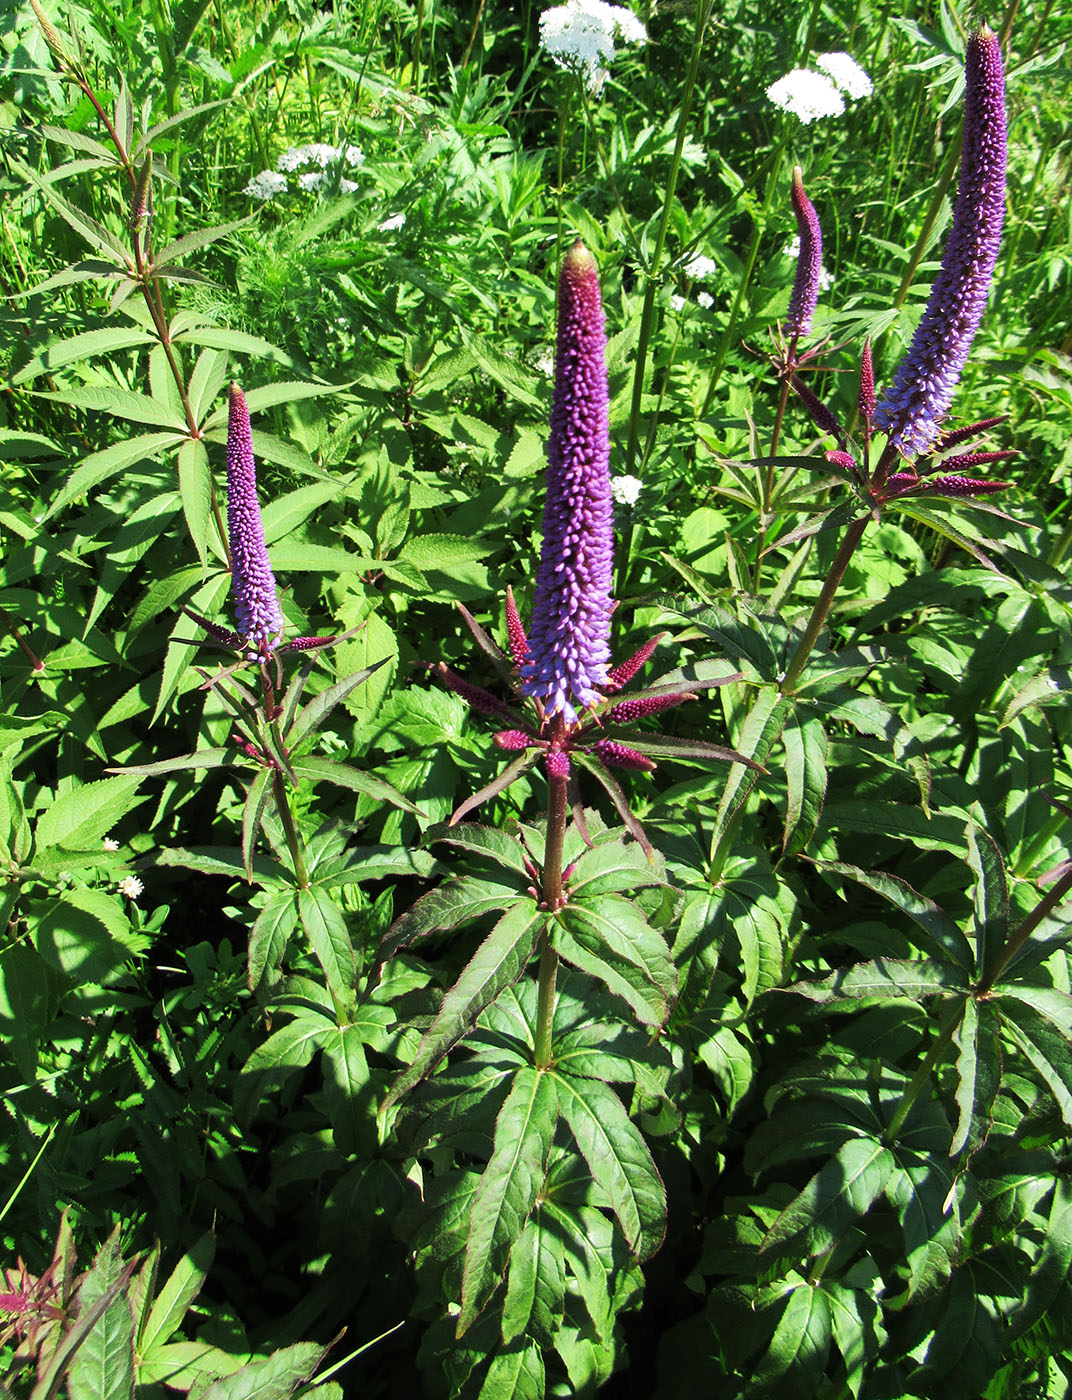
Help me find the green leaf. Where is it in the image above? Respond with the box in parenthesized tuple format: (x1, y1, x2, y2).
(248, 890, 304, 993)
(45, 431, 186, 521)
(782, 710, 827, 856)
(35, 775, 145, 851)
(477, 1343, 545, 1400)
(286, 664, 390, 753)
(171, 325, 304, 373)
(458, 1066, 558, 1334)
(431, 824, 530, 877)
(815, 860, 973, 969)
(501, 1214, 565, 1346)
(553, 898, 675, 1028)
(67, 1231, 135, 1400)
(321, 1024, 372, 1155)
(563, 838, 666, 899)
(138, 1234, 215, 1357)
(540, 1203, 613, 1340)
(383, 902, 544, 1111)
(16, 158, 129, 260)
(152, 217, 254, 269)
(746, 1282, 831, 1396)
(786, 959, 967, 1004)
(950, 998, 1001, 1157)
(713, 686, 792, 846)
(761, 1136, 897, 1258)
(552, 1072, 666, 1260)
(1008, 1176, 1072, 1341)
(35, 386, 188, 430)
(375, 874, 524, 967)
(260, 483, 341, 545)
(298, 888, 356, 1011)
(965, 823, 1008, 975)
(178, 437, 213, 568)
(289, 757, 420, 815)
(10, 326, 154, 385)
(196, 1343, 327, 1400)
(235, 1012, 335, 1123)
(35, 888, 140, 984)
(242, 767, 274, 882)
(997, 992, 1072, 1126)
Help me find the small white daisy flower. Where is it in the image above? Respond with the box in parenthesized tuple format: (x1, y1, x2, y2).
(766, 68, 846, 124)
(102, 837, 120, 851)
(243, 170, 288, 201)
(611, 474, 643, 507)
(119, 875, 144, 900)
(539, 1, 646, 95)
(815, 51, 873, 100)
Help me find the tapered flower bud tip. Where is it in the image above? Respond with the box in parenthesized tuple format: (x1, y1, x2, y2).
(858, 338, 876, 420)
(226, 383, 284, 650)
(521, 234, 614, 724)
(786, 166, 822, 341)
(874, 27, 1006, 456)
(495, 730, 532, 751)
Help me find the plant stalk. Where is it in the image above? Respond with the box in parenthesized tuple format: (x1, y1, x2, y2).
(534, 764, 568, 1069)
(780, 514, 870, 692)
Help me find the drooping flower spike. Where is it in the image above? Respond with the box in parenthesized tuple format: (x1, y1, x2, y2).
(874, 26, 1007, 455)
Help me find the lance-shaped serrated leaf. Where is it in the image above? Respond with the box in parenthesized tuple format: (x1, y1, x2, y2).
(782, 709, 827, 856)
(892, 499, 1005, 574)
(457, 1067, 558, 1334)
(298, 888, 356, 1011)
(500, 1213, 565, 1346)
(950, 997, 1001, 1157)
(34, 775, 145, 852)
(66, 1230, 136, 1400)
(234, 1009, 335, 1123)
(10, 326, 155, 386)
(539, 1202, 613, 1340)
(786, 959, 968, 1005)
(714, 687, 791, 846)
(814, 859, 973, 969)
(137, 1233, 214, 1359)
(476, 1342, 545, 1400)
(289, 758, 421, 816)
(569, 750, 652, 856)
(565, 837, 666, 899)
(553, 899, 675, 1028)
(1007, 1176, 1072, 1343)
(997, 991, 1072, 1126)
(965, 823, 1008, 975)
(195, 1341, 329, 1400)
(382, 901, 544, 1113)
(761, 1136, 897, 1260)
(247, 892, 298, 995)
(285, 662, 388, 752)
(552, 1072, 666, 1261)
(34, 386, 188, 430)
(46, 431, 187, 523)
(810, 687, 930, 810)
(151, 217, 254, 270)
(374, 873, 527, 969)
(450, 752, 540, 827)
(884, 1154, 960, 1305)
(241, 767, 273, 882)
(746, 1281, 831, 1398)
(903, 1264, 1004, 1395)
(423, 823, 530, 876)
(16, 158, 130, 261)
(764, 498, 867, 557)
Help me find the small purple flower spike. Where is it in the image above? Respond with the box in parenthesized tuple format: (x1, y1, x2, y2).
(874, 27, 1006, 455)
(227, 384, 284, 651)
(520, 241, 614, 724)
(786, 166, 822, 340)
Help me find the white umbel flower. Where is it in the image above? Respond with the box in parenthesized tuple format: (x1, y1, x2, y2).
(611, 474, 643, 507)
(539, 1, 646, 94)
(815, 51, 873, 100)
(766, 68, 846, 123)
(697, 290, 714, 308)
(684, 253, 718, 280)
(243, 170, 288, 201)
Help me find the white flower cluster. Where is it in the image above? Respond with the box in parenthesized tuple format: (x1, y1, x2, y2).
(766, 51, 872, 124)
(611, 474, 643, 507)
(684, 253, 718, 281)
(539, 0, 646, 94)
(119, 875, 144, 901)
(243, 142, 365, 201)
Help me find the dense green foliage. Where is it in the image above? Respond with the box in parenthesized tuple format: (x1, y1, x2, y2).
(2, 0, 1072, 1396)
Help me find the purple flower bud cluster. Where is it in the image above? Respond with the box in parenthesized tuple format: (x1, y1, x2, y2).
(520, 242, 614, 724)
(785, 166, 823, 339)
(227, 384, 284, 651)
(874, 27, 1006, 455)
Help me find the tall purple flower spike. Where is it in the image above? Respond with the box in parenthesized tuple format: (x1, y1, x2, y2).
(520, 241, 614, 724)
(227, 383, 284, 651)
(786, 165, 822, 340)
(874, 26, 1006, 455)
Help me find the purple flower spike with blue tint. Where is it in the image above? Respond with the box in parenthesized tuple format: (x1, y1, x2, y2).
(520, 241, 614, 723)
(227, 383, 284, 652)
(786, 166, 822, 340)
(874, 26, 1006, 455)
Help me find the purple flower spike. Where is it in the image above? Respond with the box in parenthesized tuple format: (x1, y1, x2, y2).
(786, 166, 823, 340)
(520, 241, 614, 724)
(227, 384, 284, 650)
(592, 739, 655, 772)
(874, 27, 1006, 455)
(858, 339, 876, 421)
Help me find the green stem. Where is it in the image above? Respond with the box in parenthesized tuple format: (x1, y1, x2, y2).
(753, 354, 797, 591)
(273, 770, 309, 889)
(534, 765, 568, 1069)
(624, 0, 714, 474)
(780, 514, 870, 693)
